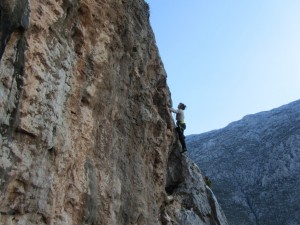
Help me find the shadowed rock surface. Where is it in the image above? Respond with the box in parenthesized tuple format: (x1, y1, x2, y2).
(164, 151, 228, 225)
(0, 0, 228, 224)
(188, 100, 300, 225)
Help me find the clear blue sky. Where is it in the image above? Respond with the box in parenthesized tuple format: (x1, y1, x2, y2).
(146, 0, 300, 135)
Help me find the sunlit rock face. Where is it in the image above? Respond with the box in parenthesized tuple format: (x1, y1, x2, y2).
(188, 100, 300, 225)
(0, 0, 228, 224)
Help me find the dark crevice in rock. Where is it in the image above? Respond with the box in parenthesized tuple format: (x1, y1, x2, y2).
(0, 124, 8, 137)
(7, 35, 27, 139)
(0, 0, 29, 61)
(0, 1, 28, 142)
(0, 209, 18, 216)
(15, 127, 37, 138)
(0, 12, 12, 61)
(165, 143, 185, 195)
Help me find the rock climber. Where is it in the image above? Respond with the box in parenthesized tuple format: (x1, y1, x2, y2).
(170, 102, 187, 153)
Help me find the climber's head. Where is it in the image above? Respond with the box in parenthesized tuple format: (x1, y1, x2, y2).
(178, 103, 186, 110)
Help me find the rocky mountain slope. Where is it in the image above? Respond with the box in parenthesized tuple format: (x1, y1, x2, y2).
(188, 100, 300, 225)
(0, 0, 228, 224)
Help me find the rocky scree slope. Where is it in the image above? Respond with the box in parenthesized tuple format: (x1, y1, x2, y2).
(0, 0, 228, 224)
(188, 99, 300, 225)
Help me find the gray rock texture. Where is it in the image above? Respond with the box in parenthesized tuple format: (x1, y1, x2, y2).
(188, 99, 300, 225)
(0, 0, 228, 224)
(164, 149, 228, 225)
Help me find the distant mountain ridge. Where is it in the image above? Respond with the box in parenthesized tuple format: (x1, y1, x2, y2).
(187, 100, 300, 225)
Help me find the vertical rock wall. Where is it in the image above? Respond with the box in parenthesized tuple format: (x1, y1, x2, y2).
(0, 1, 228, 225)
(1, 0, 172, 224)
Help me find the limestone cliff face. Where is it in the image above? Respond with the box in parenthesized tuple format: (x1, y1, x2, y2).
(0, 1, 228, 224)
